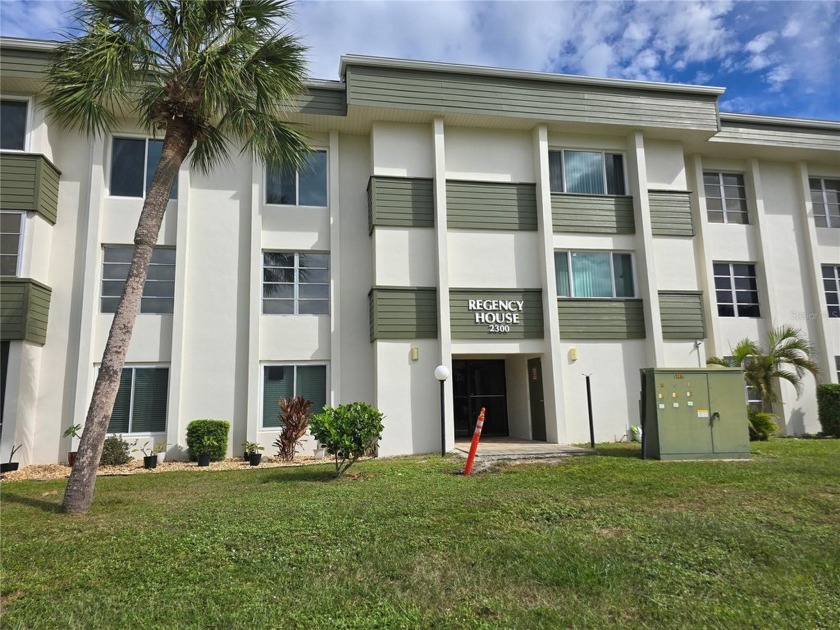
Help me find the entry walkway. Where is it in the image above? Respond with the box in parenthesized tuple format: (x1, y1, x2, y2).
(452, 437, 594, 462)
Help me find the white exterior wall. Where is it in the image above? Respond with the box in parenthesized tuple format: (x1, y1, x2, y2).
(559, 340, 649, 443)
(375, 339, 440, 456)
(448, 232, 541, 288)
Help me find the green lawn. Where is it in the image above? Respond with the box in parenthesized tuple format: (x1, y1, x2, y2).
(2, 440, 839, 629)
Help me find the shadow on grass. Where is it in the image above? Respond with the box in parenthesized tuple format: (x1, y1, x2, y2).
(592, 444, 644, 459)
(259, 465, 338, 484)
(1, 492, 64, 514)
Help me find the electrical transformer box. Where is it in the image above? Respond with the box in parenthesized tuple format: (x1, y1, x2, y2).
(640, 368, 750, 460)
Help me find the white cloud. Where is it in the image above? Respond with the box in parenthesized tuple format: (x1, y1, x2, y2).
(0, 0, 76, 40)
(782, 19, 801, 38)
(746, 31, 777, 54)
(0, 0, 836, 118)
(580, 42, 614, 77)
(766, 64, 793, 91)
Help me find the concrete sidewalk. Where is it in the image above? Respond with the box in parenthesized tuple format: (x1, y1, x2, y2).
(453, 438, 594, 461)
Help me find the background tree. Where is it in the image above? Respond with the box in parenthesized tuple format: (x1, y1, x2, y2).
(707, 325, 820, 411)
(44, 0, 310, 514)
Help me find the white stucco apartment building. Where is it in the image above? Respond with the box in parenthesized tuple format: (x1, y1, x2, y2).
(1, 37, 838, 465)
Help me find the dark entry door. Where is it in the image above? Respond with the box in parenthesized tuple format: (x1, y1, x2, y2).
(453, 360, 508, 438)
(527, 358, 547, 441)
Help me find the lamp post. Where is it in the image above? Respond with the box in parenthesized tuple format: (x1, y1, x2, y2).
(434, 365, 450, 457)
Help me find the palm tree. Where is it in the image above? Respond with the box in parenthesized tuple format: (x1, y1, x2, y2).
(707, 325, 820, 410)
(44, 0, 311, 514)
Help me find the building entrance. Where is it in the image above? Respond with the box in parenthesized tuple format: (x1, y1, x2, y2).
(453, 359, 508, 438)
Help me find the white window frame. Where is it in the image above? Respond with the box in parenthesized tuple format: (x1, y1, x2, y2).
(260, 361, 329, 429)
(810, 177, 840, 228)
(101, 245, 176, 314)
(823, 265, 840, 318)
(264, 148, 329, 208)
(0, 95, 33, 153)
(713, 262, 761, 318)
(724, 356, 764, 409)
(548, 148, 628, 196)
(554, 250, 637, 299)
(262, 251, 330, 315)
(96, 363, 170, 435)
(107, 134, 175, 200)
(703, 171, 749, 224)
(0, 210, 25, 277)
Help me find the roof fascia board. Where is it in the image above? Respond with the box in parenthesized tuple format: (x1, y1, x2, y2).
(340, 54, 726, 96)
(720, 112, 840, 131)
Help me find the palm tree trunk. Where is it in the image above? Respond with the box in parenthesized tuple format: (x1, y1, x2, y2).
(62, 119, 194, 514)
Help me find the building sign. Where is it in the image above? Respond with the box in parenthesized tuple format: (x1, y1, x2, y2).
(467, 299, 524, 333)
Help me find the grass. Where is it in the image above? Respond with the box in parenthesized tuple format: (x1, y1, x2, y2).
(1, 440, 839, 629)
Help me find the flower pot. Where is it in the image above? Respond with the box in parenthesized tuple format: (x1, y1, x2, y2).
(156, 451, 166, 464)
(197, 454, 211, 467)
(243, 452, 250, 461)
(0, 462, 19, 473)
(313, 447, 325, 460)
(143, 455, 158, 469)
(68, 452, 77, 467)
(249, 453, 262, 466)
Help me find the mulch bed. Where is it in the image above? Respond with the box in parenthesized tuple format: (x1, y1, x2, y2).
(0, 455, 329, 482)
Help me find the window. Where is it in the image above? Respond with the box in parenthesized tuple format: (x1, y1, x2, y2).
(107, 366, 169, 433)
(110, 137, 178, 199)
(713, 263, 760, 317)
(263, 364, 327, 427)
(835, 356, 840, 383)
(1, 99, 27, 150)
(724, 356, 763, 410)
(266, 150, 327, 206)
(548, 150, 625, 195)
(823, 265, 840, 318)
(101, 246, 176, 313)
(811, 178, 840, 228)
(555, 251, 635, 298)
(704, 172, 748, 224)
(263, 252, 329, 314)
(0, 212, 23, 276)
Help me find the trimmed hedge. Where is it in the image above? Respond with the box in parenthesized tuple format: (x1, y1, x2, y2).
(186, 419, 230, 461)
(817, 384, 840, 437)
(100, 435, 132, 466)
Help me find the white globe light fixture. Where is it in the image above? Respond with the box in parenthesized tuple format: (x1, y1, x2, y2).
(434, 365, 450, 382)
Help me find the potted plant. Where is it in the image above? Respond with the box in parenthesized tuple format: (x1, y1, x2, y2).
(154, 442, 168, 464)
(63, 424, 82, 466)
(1, 444, 23, 473)
(196, 435, 218, 467)
(134, 441, 158, 469)
(242, 441, 264, 466)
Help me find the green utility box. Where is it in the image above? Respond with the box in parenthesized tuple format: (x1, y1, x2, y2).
(640, 368, 750, 460)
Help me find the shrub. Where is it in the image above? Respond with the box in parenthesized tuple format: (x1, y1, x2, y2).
(273, 396, 313, 461)
(817, 384, 840, 437)
(310, 402, 384, 478)
(747, 408, 778, 441)
(100, 435, 132, 466)
(186, 420, 230, 461)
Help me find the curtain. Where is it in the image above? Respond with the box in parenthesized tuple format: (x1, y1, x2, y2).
(263, 366, 294, 427)
(571, 252, 612, 297)
(131, 368, 169, 433)
(563, 151, 604, 194)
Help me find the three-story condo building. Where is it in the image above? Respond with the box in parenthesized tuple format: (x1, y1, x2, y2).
(1, 37, 838, 464)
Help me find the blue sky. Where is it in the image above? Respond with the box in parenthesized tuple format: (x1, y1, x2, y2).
(1, 0, 838, 120)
